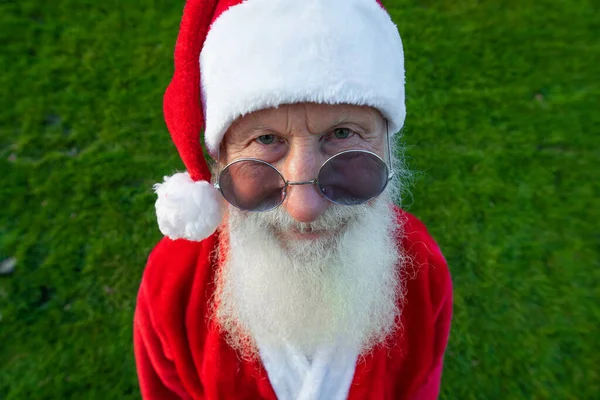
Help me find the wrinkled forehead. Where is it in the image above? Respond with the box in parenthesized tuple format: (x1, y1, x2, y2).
(225, 103, 387, 140)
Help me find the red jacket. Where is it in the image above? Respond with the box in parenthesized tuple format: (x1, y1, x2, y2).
(134, 209, 452, 399)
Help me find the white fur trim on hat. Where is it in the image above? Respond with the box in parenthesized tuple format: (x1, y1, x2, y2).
(200, 0, 406, 154)
(154, 172, 225, 241)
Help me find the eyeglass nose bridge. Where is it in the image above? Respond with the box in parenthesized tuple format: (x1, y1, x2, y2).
(286, 179, 318, 186)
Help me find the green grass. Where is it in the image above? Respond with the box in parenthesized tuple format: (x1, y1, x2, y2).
(0, 0, 598, 398)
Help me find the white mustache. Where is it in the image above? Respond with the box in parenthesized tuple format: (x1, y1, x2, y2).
(233, 201, 362, 234)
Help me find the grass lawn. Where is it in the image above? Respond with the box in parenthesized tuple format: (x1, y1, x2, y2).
(1, 0, 598, 398)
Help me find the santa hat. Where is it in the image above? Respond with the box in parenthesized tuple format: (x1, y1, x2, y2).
(154, 0, 406, 242)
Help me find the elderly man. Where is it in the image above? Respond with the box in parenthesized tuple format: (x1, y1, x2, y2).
(134, 0, 452, 399)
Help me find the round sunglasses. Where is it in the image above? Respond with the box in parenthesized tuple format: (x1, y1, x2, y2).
(214, 123, 394, 212)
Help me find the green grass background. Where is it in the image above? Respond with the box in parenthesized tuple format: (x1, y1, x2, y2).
(1, 0, 598, 398)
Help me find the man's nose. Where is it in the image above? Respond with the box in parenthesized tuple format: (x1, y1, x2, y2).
(281, 147, 329, 223)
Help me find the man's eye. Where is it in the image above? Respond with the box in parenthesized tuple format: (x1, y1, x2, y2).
(257, 134, 276, 145)
(333, 128, 352, 139)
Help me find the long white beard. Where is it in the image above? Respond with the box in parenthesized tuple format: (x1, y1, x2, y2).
(213, 196, 404, 359)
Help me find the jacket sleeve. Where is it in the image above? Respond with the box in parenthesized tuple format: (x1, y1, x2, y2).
(134, 284, 193, 400)
(410, 283, 452, 400)
(408, 216, 453, 400)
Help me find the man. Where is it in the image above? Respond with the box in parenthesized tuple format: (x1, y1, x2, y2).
(134, 0, 453, 399)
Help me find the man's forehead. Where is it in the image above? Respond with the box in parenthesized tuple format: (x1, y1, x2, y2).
(228, 103, 384, 135)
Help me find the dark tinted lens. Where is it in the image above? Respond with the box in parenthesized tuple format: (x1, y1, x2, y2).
(219, 160, 286, 211)
(318, 151, 389, 205)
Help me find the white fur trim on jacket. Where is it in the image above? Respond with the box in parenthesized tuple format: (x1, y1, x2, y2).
(200, 0, 406, 154)
(154, 172, 224, 241)
(258, 340, 359, 400)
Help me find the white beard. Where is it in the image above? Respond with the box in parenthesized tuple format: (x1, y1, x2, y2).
(213, 195, 405, 360)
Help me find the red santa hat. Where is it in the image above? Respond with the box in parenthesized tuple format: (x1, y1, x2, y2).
(154, 0, 406, 242)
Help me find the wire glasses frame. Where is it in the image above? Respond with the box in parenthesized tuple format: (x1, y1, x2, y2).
(214, 120, 394, 212)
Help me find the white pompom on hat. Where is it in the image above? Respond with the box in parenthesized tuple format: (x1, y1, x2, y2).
(155, 0, 406, 242)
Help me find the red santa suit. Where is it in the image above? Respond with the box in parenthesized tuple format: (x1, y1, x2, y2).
(134, 208, 452, 399)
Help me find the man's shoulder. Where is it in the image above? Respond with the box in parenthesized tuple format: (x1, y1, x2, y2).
(394, 207, 452, 309)
(395, 207, 449, 273)
(138, 234, 218, 314)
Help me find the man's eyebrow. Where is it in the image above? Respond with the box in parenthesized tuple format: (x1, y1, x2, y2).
(327, 115, 378, 132)
(328, 113, 354, 125)
(249, 125, 272, 132)
(229, 124, 271, 138)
